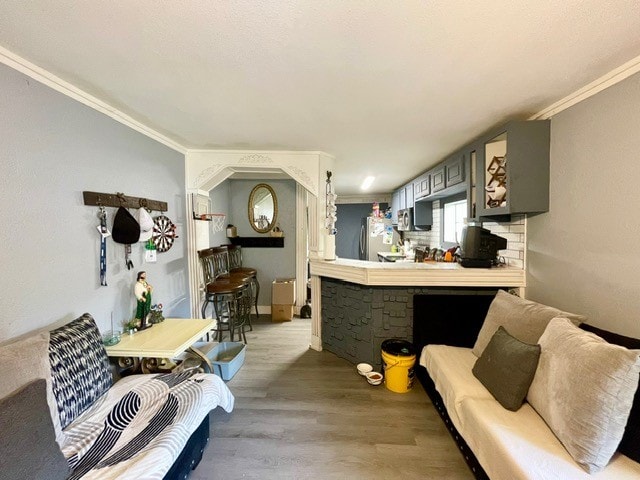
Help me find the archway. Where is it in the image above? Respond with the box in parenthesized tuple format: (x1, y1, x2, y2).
(185, 150, 335, 350)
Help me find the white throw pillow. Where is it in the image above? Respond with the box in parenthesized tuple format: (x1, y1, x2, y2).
(472, 290, 586, 357)
(527, 318, 640, 473)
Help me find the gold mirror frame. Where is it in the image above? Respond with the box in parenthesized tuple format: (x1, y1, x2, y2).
(248, 183, 278, 234)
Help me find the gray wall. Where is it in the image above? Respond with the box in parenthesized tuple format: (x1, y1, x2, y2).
(209, 179, 230, 246)
(335, 203, 388, 260)
(0, 64, 188, 342)
(226, 179, 297, 305)
(527, 71, 640, 338)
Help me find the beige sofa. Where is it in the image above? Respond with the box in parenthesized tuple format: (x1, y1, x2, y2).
(418, 291, 640, 480)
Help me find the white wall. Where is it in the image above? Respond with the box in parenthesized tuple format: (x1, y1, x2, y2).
(0, 64, 188, 342)
(527, 71, 640, 337)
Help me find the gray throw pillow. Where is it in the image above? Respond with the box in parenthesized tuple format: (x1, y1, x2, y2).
(0, 379, 70, 480)
(472, 326, 541, 411)
(0, 332, 64, 445)
(472, 290, 586, 357)
(527, 318, 640, 473)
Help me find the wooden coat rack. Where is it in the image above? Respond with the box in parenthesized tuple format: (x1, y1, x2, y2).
(83, 191, 167, 212)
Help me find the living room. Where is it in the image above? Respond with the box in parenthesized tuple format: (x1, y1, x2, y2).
(1, 3, 640, 479)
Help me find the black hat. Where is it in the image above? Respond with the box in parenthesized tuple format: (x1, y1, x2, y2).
(112, 207, 140, 244)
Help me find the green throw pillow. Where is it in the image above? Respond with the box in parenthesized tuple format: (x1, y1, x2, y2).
(472, 326, 541, 411)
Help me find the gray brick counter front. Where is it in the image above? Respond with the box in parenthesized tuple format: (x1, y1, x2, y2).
(320, 277, 499, 370)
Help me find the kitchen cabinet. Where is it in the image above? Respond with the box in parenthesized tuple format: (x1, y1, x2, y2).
(391, 189, 401, 224)
(445, 154, 465, 187)
(390, 182, 414, 224)
(476, 120, 550, 219)
(421, 153, 467, 200)
(466, 142, 481, 220)
(431, 165, 446, 193)
(404, 182, 415, 209)
(414, 172, 431, 201)
(413, 199, 433, 228)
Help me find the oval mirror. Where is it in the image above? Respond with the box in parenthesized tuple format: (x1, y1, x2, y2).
(248, 183, 278, 233)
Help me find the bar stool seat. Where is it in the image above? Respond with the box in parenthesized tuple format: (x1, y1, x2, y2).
(203, 278, 249, 343)
(223, 271, 253, 283)
(224, 244, 260, 328)
(230, 266, 257, 276)
(204, 277, 245, 294)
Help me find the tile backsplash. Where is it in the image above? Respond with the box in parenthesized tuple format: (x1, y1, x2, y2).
(483, 215, 525, 269)
(400, 199, 526, 269)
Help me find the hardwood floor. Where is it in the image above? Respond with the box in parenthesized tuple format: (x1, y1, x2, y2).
(192, 316, 474, 480)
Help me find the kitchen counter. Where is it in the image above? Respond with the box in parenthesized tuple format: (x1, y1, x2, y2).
(310, 257, 525, 287)
(376, 251, 407, 262)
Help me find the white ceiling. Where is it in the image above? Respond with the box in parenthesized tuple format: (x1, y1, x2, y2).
(1, 1, 640, 195)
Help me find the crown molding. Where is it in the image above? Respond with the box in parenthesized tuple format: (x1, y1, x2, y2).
(0, 45, 186, 154)
(3, 43, 639, 154)
(530, 53, 640, 120)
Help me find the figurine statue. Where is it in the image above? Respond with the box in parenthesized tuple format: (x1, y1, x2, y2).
(134, 271, 153, 330)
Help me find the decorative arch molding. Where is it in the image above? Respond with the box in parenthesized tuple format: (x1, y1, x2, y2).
(185, 149, 334, 351)
(187, 150, 324, 197)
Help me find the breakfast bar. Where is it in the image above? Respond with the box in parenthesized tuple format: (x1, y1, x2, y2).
(310, 258, 525, 368)
(310, 257, 525, 287)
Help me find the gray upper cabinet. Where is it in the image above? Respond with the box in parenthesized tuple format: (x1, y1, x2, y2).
(426, 153, 466, 199)
(390, 182, 415, 224)
(445, 154, 465, 187)
(403, 182, 415, 209)
(475, 120, 550, 219)
(430, 165, 446, 193)
(413, 172, 431, 200)
(391, 189, 401, 224)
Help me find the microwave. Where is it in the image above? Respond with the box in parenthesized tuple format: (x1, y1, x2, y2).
(397, 208, 414, 231)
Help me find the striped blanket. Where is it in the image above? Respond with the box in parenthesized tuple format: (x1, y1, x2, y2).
(60, 371, 234, 480)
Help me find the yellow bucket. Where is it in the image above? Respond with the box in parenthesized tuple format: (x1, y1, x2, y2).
(381, 339, 416, 393)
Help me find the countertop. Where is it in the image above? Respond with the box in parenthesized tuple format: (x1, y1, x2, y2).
(310, 257, 525, 287)
(377, 251, 409, 262)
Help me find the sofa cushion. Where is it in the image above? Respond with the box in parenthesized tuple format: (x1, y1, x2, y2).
(527, 318, 640, 473)
(420, 344, 493, 431)
(472, 290, 586, 357)
(0, 379, 70, 480)
(472, 326, 541, 411)
(580, 323, 640, 463)
(0, 331, 64, 445)
(49, 313, 113, 429)
(61, 372, 235, 479)
(461, 396, 640, 480)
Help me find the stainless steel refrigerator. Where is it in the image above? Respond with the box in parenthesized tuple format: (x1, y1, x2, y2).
(359, 217, 400, 261)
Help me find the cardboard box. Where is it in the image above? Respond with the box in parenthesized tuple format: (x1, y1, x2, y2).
(271, 303, 294, 322)
(272, 278, 296, 305)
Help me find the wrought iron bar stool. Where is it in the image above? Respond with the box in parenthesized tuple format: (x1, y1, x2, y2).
(202, 278, 249, 343)
(223, 244, 259, 330)
(197, 247, 252, 343)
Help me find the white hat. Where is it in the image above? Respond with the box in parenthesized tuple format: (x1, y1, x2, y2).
(138, 207, 154, 242)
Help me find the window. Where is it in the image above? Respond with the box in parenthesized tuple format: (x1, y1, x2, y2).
(442, 198, 467, 245)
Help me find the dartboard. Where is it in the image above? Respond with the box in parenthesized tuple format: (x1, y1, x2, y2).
(152, 215, 177, 252)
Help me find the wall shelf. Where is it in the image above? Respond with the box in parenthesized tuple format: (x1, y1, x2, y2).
(229, 237, 284, 248)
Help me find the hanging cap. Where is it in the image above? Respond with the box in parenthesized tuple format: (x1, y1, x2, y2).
(112, 207, 140, 244)
(138, 207, 154, 242)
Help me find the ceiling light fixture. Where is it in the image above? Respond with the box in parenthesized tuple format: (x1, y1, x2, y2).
(361, 176, 375, 191)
